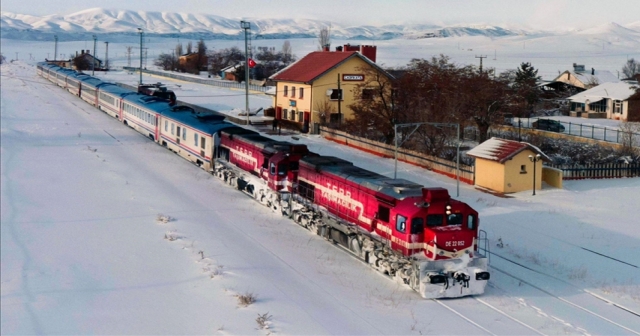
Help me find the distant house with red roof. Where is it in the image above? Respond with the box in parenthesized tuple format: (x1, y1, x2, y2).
(466, 138, 558, 194)
(269, 44, 392, 132)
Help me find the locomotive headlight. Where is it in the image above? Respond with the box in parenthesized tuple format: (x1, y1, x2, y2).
(445, 204, 452, 215)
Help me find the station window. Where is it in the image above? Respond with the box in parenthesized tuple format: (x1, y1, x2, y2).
(283, 85, 288, 96)
(520, 165, 527, 174)
(299, 88, 304, 99)
(291, 86, 296, 98)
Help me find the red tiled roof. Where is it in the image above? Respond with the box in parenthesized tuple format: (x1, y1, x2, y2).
(466, 137, 550, 164)
(271, 51, 359, 83)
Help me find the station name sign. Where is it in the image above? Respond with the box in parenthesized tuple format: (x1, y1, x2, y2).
(342, 74, 364, 81)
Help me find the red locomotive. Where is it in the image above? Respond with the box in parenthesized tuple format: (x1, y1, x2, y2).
(215, 132, 489, 299)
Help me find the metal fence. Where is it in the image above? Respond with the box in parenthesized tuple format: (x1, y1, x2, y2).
(513, 118, 640, 146)
(122, 67, 270, 93)
(547, 162, 640, 180)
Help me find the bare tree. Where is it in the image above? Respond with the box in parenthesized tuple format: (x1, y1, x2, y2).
(622, 58, 639, 79)
(175, 43, 183, 57)
(73, 56, 91, 70)
(282, 40, 292, 57)
(154, 53, 176, 71)
(207, 47, 245, 76)
(186, 41, 193, 54)
(317, 26, 331, 50)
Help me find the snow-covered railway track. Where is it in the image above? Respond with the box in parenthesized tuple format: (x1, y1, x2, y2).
(490, 259, 640, 335)
(433, 297, 544, 335)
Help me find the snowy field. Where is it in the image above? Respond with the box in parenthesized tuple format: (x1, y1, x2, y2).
(2, 58, 640, 335)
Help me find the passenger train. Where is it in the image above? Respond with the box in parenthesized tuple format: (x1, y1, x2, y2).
(37, 62, 490, 299)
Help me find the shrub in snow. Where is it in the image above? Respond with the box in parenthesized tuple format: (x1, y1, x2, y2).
(237, 292, 257, 307)
(156, 214, 174, 224)
(256, 312, 272, 330)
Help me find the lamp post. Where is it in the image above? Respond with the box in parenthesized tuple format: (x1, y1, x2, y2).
(92, 34, 97, 76)
(240, 20, 251, 125)
(394, 122, 461, 197)
(137, 28, 143, 85)
(528, 154, 541, 196)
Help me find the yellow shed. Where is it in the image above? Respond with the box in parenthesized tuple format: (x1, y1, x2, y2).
(467, 138, 551, 194)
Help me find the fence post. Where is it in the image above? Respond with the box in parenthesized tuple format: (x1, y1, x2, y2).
(592, 125, 595, 139)
(568, 122, 571, 134)
(604, 128, 607, 142)
(580, 124, 583, 137)
(617, 129, 620, 144)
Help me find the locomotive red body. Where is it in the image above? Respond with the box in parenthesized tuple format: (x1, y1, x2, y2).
(215, 136, 489, 299)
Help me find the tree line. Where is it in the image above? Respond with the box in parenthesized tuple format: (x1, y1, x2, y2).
(154, 39, 296, 81)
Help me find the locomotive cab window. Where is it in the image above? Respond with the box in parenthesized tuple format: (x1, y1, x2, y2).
(278, 163, 287, 176)
(411, 218, 424, 234)
(377, 205, 390, 222)
(427, 214, 443, 227)
(447, 213, 463, 225)
(396, 215, 407, 233)
(467, 215, 477, 230)
(270, 162, 276, 175)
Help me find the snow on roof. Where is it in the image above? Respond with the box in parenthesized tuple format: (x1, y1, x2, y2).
(466, 137, 551, 163)
(568, 82, 638, 103)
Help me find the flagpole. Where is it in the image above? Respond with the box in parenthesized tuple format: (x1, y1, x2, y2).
(241, 20, 251, 125)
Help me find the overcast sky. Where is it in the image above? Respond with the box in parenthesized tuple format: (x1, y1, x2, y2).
(3, 0, 639, 30)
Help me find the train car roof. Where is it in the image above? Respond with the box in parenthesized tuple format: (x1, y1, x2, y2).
(79, 76, 108, 88)
(220, 127, 302, 154)
(99, 84, 137, 96)
(164, 108, 235, 135)
(122, 94, 172, 114)
(301, 155, 424, 200)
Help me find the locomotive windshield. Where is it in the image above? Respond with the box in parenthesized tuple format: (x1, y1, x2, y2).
(411, 218, 424, 234)
(447, 214, 463, 225)
(425, 213, 464, 227)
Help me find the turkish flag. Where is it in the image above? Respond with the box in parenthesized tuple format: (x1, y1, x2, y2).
(248, 58, 256, 68)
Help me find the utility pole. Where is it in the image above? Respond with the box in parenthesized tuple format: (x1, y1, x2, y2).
(475, 55, 487, 74)
(54, 35, 58, 61)
(92, 34, 97, 76)
(241, 20, 251, 125)
(138, 28, 143, 85)
(104, 41, 109, 71)
(126, 47, 133, 67)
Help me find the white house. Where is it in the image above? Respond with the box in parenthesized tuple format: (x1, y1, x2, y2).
(567, 82, 638, 120)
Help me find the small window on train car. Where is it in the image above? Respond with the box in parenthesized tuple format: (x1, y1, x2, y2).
(171, 123, 175, 135)
(427, 214, 443, 227)
(396, 215, 407, 233)
(182, 128, 187, 140)
(270, 163, 276, 175)
(200, 137, 206, 149)
(467, 215, 476, 230)
(447, 213, 463, 225)
(377, 205, 390, 222)
(194, 133, 198, 146)
(411, 218, 424, 234)
(165, 120, 168, 132)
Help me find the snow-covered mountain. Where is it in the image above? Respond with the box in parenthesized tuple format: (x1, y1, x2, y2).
(1, 8, 639, 41)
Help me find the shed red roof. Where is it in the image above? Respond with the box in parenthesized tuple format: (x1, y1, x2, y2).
(466, 137, 550, 164)
(271, 51, 358, 83)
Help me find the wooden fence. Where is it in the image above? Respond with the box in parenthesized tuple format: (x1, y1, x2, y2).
(547, 163, 640, 180)
(319, 127, 475, 184)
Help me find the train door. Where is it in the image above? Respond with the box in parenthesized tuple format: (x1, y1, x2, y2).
(154, 114, 160, 143)
(267, 152, 288, 191)
(391, 212, 409, 254)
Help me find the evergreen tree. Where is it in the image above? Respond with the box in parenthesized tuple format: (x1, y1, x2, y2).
(514, 62, 541, 117)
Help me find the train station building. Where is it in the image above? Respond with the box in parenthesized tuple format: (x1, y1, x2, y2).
(269, 45, 393, 133)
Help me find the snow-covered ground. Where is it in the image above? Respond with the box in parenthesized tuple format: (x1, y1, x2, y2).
(3, 59, 640, 335)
